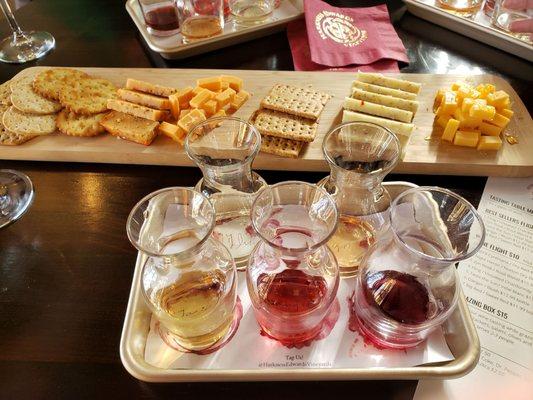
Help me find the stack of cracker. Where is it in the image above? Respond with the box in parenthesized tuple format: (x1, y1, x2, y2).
(342, 72, 421, 156)
(253, 84, 331, 158)
(0, 72, 65, 146)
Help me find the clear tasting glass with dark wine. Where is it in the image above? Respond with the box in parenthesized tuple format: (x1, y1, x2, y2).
(186, 116, 267, 270)
(247, 181, 339, 345)
(352, 186, 485, 349)
(317, 121, 401, 278)
(127, 187, 238, 351)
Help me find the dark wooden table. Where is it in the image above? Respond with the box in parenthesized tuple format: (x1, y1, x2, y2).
(0, 1, 530, 399)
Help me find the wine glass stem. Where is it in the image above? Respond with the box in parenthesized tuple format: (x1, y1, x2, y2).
(0, 0, 25, 38)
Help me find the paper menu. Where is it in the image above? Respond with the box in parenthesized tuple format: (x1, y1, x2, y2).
(414, 177, 533, 400)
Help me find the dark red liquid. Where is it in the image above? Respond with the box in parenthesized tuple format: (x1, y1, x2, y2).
(143, 5, 179, 31)
(363, 270, 429, 324)
(257, 269, 327, 314)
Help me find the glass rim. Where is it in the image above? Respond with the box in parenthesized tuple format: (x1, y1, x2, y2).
(126, 186, 216, 258)
(0, 169, 35, 230)
(184, 116, 262, 165)
(251, 180, 339, 252)
(322, 121, 401, 176)
(390, 186, 486, 264)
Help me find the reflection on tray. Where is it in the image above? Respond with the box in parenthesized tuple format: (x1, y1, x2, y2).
(415, 0, 532, 45)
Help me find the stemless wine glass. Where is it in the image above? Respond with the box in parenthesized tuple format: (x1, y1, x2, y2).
(0, 0, 54, 63)
(139, 0, 181, 36)
(247, 181, 340, 345)
(186, 116, 267, 270)
(127, 187, 238, 351)
(318, 122, 400, 278)
(180, 0, 224, 43)
(436, 0, 483, 16)
(352, 187, 485, 349)
(229, 0, 275, 25)
(0, 169, 34, 229)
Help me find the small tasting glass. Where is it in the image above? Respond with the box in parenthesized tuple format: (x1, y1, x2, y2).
(436, 0, 483, 17)
(180, 0, 225, 43)
(139, 0, 181, 36)
(126, 187, 238, 351)
(491, 0, 533, 40)
(229, 0, 275, 25)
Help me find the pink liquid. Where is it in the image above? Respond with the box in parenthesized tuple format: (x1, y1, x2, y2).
(255, 269, 329, 345)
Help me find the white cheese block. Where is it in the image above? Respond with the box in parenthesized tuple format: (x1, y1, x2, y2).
(344, 97, 413, 123)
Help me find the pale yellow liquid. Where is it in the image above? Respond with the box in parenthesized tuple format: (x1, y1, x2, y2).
(230, 0, 274, 23)
(181, 16, 223, 42)
(152, 270, 235, 350)
(327, 215, 375, 278)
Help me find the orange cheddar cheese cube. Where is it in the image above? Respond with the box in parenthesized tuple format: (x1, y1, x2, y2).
(177, 87, 194, 108)
(159, 122, 186, 144)
(461, 115, 482, 129)
(190, 89, 214, 109)
(211, 109, 226, 118)
(215, 87, 236, 108)
(179, 109, 192, 119)
(168, 93, 181, 120)
(441, 91, 458, 114)
(487, 90, 509, 108)
(479, 122, 502, 136)
(499, 108, 514, 119)
(453, 130, 480, 147)
(490, 112, 510, 128)
(469, 103, 496, 120)
(461, 98, 474, 114)
(476, 83, 496, 99)
(197, 76, 223, 91)
(202, 99, 218, 116)
(442, 118, 460, 142)
(220, 75, 243, 92)
(178, 109, 206, 133)
(451, 82, 462, 91)
(230, 90, 249, 110)
(220, 81, 230, 90)
(453, 107, 465, 124)
(477, 136, 502, 150)
(436, 115, 451, 128)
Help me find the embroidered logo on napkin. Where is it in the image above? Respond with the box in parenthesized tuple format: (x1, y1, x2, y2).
(315, 11, 367, 48)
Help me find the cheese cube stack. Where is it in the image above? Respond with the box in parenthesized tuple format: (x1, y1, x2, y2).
(160, 75, 250, 145)
(433, 82, 513, 151)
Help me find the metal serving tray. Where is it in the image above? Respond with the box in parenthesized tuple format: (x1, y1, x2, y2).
(119, 181, 480, 382)
(404, 0, 533, 62)
(126, 0, 303, 60)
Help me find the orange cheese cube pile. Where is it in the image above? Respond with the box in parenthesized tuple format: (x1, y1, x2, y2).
(158, 75, 251, 145)
(433, 82, 513, 151)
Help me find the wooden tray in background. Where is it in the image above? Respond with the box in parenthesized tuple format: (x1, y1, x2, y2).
(1, 67, 532, 177)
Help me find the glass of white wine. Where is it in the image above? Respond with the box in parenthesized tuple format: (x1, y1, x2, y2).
(0, 169, 34, 229)
(0, 0, 54, 63)
(229, 0, 275, 25)
(317, 122, 401, 278)
(126, 187, 238, 351)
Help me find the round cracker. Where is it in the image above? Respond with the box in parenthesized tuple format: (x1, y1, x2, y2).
(0, 104, 36, 145)
(11, 82, 62, 115)
(10, 75, 34, 92)
(56, 109, 107, 137)
(59, 78, 117, 115)
(0, 80, 12, 106)
(2, 106, 56, 135)
(33, 68, 89, 100)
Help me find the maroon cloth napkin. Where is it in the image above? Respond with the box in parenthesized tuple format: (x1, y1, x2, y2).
(303, 0, 409, 67)
(287, 19, 400, 72)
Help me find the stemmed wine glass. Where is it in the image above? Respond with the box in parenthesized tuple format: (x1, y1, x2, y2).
(0, 169, 34, 229)
(0, 0, 55, 63)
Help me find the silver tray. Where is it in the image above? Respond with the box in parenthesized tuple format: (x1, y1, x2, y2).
(126, 0, 303, 60)
(119, 181, 480, 382)
(404, 0, 533, 62)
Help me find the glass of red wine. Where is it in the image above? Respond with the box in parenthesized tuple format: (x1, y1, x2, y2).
(139, 0, 181, 36)
(246, 181, 340, 345)
(352, 186, 485, 349)
(0, 0, 55, 63)
(0, 169, 34, 229)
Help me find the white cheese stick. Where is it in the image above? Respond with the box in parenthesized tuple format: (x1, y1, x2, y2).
(351, 88, 419, 114)
(344, 97, 413, 123)
(352, 81, 417, 100)
(356, 72, 422, 94)
(342, 110, 414, 137)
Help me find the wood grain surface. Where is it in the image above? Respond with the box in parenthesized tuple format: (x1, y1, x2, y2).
(2, 67, 532, 177)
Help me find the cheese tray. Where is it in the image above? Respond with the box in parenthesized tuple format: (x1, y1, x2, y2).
(404, 0, 533, 62)
(1, 67, 532, 177)
(126, 0, 304, 60)
(119, 181, 481, 382)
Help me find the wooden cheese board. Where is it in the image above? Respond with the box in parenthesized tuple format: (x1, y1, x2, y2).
(1, 67, 532, 177)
